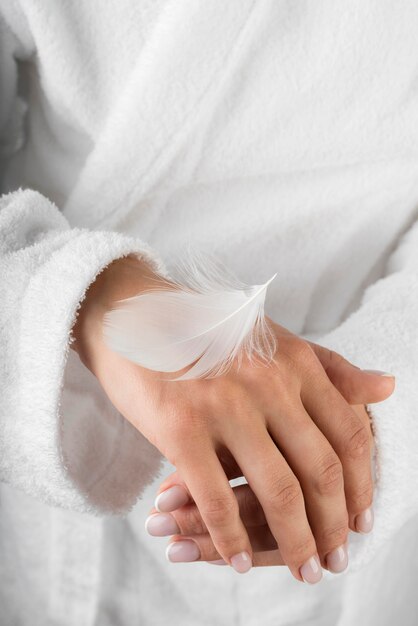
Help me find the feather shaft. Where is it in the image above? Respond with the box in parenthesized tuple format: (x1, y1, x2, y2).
(102, 252, 277, 381)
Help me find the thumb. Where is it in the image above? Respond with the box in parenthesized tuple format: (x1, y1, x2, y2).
(308, 342, 396, 405)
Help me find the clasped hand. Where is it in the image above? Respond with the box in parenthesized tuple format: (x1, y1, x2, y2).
(145, 325, 393, 582)
(72, 255, 395, 583)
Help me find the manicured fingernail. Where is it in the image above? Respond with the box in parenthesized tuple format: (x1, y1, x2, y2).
(207, 559, 227, 565)
(326, 543, 348, 573)
(300, 555, 322, 584)
(166, 540, 200, 563)
(230, 551, 252, 574)
(145, 513, 180, 537)
(155, 485, 189, 512)
(362, 369, 395, 378)
(355, 507, 374, 534)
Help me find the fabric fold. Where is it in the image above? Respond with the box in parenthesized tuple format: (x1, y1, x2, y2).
(0, 188, 168, 514)
(63, 0, 257, 229)
(314, 215, 418, 571)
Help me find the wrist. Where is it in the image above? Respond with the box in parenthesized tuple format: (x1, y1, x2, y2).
(71, 254, 170, 371)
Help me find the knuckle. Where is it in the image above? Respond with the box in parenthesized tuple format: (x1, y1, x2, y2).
(269, 475, 302, 513)
(199, 545, 220, 562)
(177, 507, 206, 536)
(215, 534, 246, 555)
(351, 482, 373, 512)
(321, 522, 348, 549)
(322, 349, 345, 377)
(283, 338, 322, 381)
(313, 454, 344, 496)
(203, 495, 238, 527)
(345, 425, 370, 459)
(290, 338, 316, 362)
(289, 536, 317, 564)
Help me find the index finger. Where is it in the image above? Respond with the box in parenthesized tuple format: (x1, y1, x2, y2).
(170, 446, 254, 573)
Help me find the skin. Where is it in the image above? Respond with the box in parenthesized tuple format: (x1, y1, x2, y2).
(149, 401, 373, 569)
(72, 254, 395, 581)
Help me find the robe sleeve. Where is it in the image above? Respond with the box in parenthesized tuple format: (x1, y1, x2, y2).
(0, 8, 166, 515)
(314, 215, 418, 571)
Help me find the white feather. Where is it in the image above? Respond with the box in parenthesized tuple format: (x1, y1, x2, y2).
(102, 250, 277, 381)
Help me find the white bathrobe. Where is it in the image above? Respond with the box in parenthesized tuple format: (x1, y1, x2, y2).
(1, 1, 418, 624)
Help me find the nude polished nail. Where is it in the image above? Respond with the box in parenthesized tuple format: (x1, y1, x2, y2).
(145, 513, 180, 537)
(230, 551, 252, 574)
(362, 369, 395, 378)
(300, 555, 322, 584)
(166, 540, 200, 562)
(326, 543, 348, 573)
(155, 485, 189, 512)
(355, 507, 374, 534)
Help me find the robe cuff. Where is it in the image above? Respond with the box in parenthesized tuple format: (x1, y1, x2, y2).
(17, 226, 168, 514)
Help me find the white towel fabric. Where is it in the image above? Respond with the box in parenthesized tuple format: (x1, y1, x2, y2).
(1, 1, 418, 624)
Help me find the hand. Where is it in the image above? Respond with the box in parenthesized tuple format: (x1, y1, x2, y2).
(72, 255, 395, 582)
(146, 404, 375, 569)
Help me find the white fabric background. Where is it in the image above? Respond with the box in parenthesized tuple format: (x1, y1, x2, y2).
(1, 1, 418, 624)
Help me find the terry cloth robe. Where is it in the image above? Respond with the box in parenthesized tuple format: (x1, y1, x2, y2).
(1, 1, 418, 624)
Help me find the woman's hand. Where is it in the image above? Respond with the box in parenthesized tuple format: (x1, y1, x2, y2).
(72, 255, 395, 582)
(146, 404, 375, 569)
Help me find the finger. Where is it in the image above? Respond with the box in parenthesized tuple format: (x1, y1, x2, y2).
(175, 446, 254, 573)
(166, 526, 280, 564)
(267, 398, 349, 572)
(355, 404, 375, 451)
(154, 453, 244, 513)
(147, 483, 266, 536)
(154, 472, 192, 513)
(226, 419, 323, 584)
(308, 343, 396, 404)
(208, 548, 287, 568)
(301, 374, 374, 534)
(155, 470, 186, 497)
(346, 404, 375, 532)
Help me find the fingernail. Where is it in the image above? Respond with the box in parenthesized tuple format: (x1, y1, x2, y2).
(166, 540, 200, 563)
(355, 507, 374, 534)
(300, 555, 322, 584)
(326, 543, 348, 574)
(155, 485, 189, 512)
(230, 551, 252, 574)
(207, 559, 227, 566)
(145, 513, 180, 537)
(362, 369, 395, 378)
